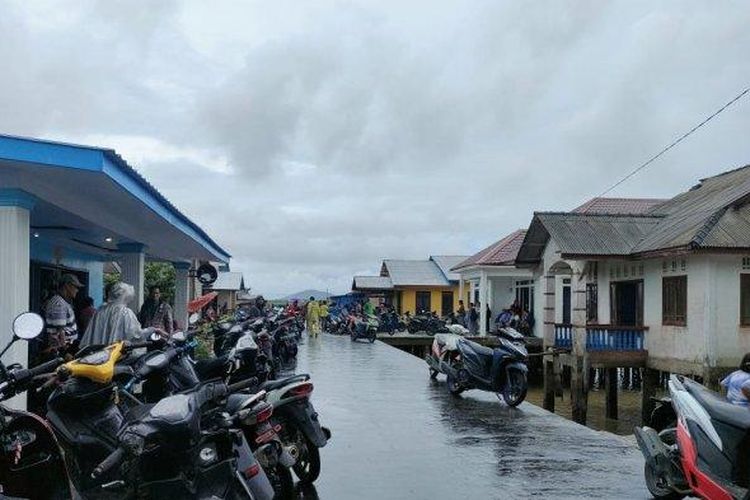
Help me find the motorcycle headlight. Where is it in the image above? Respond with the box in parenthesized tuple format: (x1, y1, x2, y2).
(198, 445, 218, 466)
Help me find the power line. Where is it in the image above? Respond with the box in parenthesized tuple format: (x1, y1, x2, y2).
(596, 85, 750, 198)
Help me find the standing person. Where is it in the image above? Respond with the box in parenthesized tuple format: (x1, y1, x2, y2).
(81, 282, 163, 346)
(363, 299, 375, 317)
(41, 274, 84, 359)
(319, 300, 329, 332)
(721, 353, 750, 406)
(306, 296, 321, 338)
(76, 296, 97, 336)
(468, 303, 479, 335)
(138, 286, 174, 336)
(457, 300, 466, 327)
(486, 304, 492, 333)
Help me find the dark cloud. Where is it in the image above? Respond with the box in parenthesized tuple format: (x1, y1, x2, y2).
(2, 1, 750, 296)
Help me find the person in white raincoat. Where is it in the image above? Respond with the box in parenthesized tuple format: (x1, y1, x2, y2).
(80, 282, 162, 347)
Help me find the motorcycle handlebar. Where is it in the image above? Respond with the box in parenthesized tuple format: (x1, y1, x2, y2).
(91, 446, 126, 479)
(10, 357, 64, 387)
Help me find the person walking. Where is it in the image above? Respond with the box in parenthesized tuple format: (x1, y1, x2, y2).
(319, 300, 329, 332)
(457, 300, 466, 327)
(306, 296, 321, 338)
(468, 303, 479, 334)
(139, 286, 174, 335)
(42, 273, 83, 359)
(81, 282, 164, 346)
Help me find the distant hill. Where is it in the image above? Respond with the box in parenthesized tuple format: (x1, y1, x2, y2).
(278, 289, 331, 301)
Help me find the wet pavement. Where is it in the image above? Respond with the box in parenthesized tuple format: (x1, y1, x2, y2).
(292, 334, 650, 500)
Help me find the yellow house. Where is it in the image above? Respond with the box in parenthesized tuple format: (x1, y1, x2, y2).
(353, 256, 468, 316)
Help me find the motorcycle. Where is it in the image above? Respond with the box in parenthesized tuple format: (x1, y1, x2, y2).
(43, 336, 273, 499)
(350, 315, 377, 343)
(634, 374, 750, 499)
(0, 312, 72, 499)
(425, 328, 529, 406)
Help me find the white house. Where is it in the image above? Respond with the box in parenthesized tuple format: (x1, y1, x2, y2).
(516, 167, 750, 385)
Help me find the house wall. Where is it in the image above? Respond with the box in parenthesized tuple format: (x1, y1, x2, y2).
(397, 285, 462, 315)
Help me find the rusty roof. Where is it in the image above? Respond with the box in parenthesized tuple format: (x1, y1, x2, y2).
(453, 229, 527, 270)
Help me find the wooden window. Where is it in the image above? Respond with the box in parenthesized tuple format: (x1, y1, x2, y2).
(741, 275, 750, 326)
(415, 291, 431, 314)
(586, 283, 598, 323)
(441, 291, 454, 317)
(662, 276, 687, 326)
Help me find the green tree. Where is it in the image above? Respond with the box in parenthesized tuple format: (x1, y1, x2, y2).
(102, 262, 176, 304)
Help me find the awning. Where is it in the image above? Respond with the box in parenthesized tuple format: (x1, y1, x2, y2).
(188, 292, 218, 313)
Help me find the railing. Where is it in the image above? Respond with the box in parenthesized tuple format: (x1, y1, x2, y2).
(554, 324, 647, 351)
(554, 324, 572, 349)
(586, 325, 647, 351)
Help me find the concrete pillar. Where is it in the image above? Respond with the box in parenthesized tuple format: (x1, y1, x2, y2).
(605, 367, 619, 420)
(118, 243, 146, 313)
(0, 189, 35, 409)
(479, 270, 488, 336)
(570, 264, 589, 425)
(641, 367, 660, 426)
(458, 277, 464, 308)
(542, 273, 556, 412)
(173, 262, 191, 331)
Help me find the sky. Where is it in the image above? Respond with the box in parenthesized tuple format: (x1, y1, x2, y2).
(2, 0, 750, 297)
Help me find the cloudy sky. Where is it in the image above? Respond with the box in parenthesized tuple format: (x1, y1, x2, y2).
(2, 1, 750, 297)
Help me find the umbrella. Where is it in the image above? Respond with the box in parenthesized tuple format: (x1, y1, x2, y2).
(188, 292, 218, 313)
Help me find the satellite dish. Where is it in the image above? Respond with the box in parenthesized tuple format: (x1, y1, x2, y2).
(196, 263, 218, 285)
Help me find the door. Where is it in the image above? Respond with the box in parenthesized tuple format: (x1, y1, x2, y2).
(415, 291, 431, 314)
(610, 280, 643, 326)
(562, 284, 571, 324)
(441, 291, 454, 317)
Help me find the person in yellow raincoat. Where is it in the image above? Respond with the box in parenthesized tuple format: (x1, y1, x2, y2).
(318, 300, 329, 332)
(306, 296, 321, 338)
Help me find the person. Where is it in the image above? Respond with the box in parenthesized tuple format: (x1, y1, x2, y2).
(721, 353, 750, 406)
(138, 286, 174, 335)
(468, 303, 479, 334)
(319, 300, 329, 331)
(485, 304, 492, 333)
(363, 299, 375, 317)
(42, 274, 84, 358)
(80, 282, 164, 346)
(306, 296, 321, 338)
(76, 296, 97, 335)
(247, 298, 262, 319)
(457, 300, 466, 327)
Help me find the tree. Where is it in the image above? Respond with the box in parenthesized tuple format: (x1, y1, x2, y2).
(102, 262, 176, 304)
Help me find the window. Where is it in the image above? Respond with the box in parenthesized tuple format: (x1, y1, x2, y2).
(441, 291, 454, 317)
(586, 283, 598, 323)
(415, 291, 431, 314)
(514, 280, 534, 314)
(741, 275, 750, 326)
(662, 276, 687, 326)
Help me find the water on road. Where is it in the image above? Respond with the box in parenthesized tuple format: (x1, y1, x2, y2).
(292, 334, 650, 499)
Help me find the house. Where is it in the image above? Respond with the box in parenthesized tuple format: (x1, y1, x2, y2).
(353, 255, 469, 316)
(516, 166, 750, 396)
(451, 230, 533, 335)
(206, 271, 246, 311)
(0, 134, 230, 406)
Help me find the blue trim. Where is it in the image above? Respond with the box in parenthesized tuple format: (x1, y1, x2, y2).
(173, 261, 192, 270)
(0, 188, 36, 210)
(0, 134, 230, 262)
(117, 242, 147, 253)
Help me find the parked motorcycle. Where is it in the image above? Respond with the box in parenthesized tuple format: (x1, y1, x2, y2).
(634, 374, 750, 499)
(425, 329, 529, 406)
(0, 312, 72, 499)
(350, 315, 377, 343)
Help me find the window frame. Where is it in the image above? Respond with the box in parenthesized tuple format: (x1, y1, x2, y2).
(662, 275, 687, 326)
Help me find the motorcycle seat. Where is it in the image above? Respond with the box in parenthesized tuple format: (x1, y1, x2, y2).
(685, 381, 750, 430)
(260, 373, 310, 392)
(194, 355, 228, 380)
(461, 339, 494, 357)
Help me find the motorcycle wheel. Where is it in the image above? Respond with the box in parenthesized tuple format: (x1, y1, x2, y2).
(429, 368, 438, 379)
(268, 464, 295, 500)
(291, 431, 322, 484)
(502, 369, 527, 407)
(368, 332, 376, 343)
(446, 374, 464, 395)
(644, 462, 685, 500)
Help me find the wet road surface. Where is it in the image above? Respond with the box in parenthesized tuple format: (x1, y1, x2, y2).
(294, 334, 650, 500)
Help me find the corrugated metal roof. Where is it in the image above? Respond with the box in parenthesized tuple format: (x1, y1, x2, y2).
(429, 255, 470, 281)
(352, 276, 394, 290)
(209, 271, 245, 291)
(633, 165, 750, 253)
(453, 230, 526, 270)
(573, 197, 667, 214)
(382, 259, 451, 287)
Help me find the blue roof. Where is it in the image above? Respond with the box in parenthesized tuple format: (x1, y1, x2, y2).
(0, 133, 230, 262)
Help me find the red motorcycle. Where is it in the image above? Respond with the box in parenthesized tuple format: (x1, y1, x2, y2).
(635, 374, 750, 499)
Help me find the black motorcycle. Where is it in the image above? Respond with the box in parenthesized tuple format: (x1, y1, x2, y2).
(426, 329, 529, 406)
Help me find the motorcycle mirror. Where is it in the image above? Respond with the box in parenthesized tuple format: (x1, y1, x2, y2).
(12, 312, 44, 340)
(172, 331, 187, 343)
(188, 312, 200, 325)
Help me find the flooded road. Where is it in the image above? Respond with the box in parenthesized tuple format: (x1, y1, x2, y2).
(293, 334, 650, 499)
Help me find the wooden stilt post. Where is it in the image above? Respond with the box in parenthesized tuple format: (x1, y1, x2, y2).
(571, 356, 588, 425)
(641, 367, 659, 426)
(544, 359, 555, 412)
(605, 367, 618, 420)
